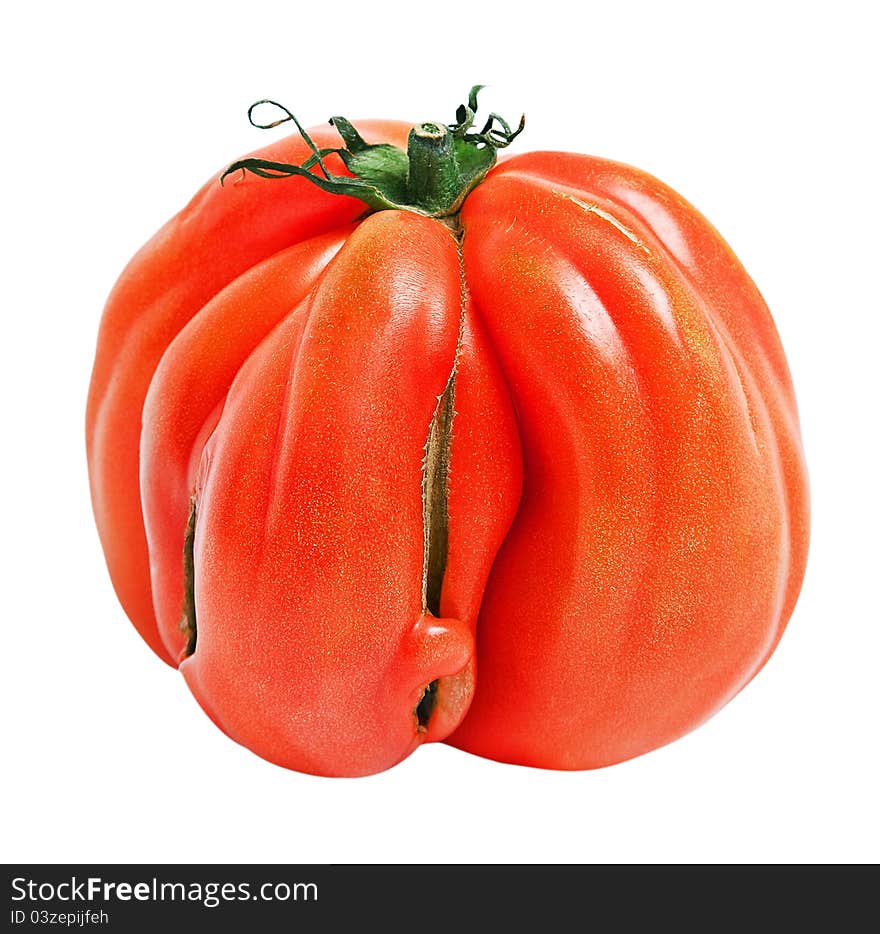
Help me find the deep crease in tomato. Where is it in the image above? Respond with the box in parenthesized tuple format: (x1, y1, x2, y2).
(416, 222, 466, 728)
(416, 680, 439, 730)
(422, 370, 456, 618)
(180, 496, 198, 658)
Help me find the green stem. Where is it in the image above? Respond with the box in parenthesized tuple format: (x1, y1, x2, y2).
(220, 87, 525, 219)
(406, 123, 460, 215)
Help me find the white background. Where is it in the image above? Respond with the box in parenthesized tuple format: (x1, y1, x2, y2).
(2, 0, 878, 864)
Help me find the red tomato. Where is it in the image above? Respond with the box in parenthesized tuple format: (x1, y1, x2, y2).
(86, 90, 808, 775)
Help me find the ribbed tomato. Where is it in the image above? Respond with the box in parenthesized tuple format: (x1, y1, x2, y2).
(87, 89, 808, 775)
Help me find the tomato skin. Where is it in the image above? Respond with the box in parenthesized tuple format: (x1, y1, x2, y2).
(86, 121, 411, 664)
(88, 123, 807, 776)
(140, 231, 351, 662)
(448, 153, 808, 768)
(179, 212, 520, 775)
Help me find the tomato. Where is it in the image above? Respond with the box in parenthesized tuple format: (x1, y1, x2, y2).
(86, 89, 808, 775)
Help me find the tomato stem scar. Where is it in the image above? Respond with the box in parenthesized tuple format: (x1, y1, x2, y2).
(179, 496, 197, 659)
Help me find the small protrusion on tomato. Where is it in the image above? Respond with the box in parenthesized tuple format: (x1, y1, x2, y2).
(404, 614, 475, 740)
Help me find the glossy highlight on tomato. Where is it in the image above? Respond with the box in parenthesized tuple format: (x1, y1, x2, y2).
(86, 89, 809, 776)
